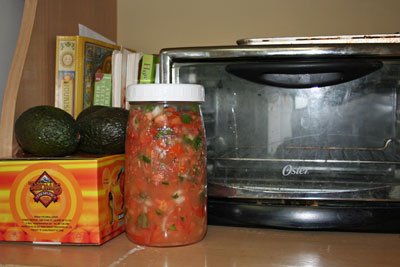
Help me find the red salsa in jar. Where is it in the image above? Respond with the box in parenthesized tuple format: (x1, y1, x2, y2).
(125, 84, 207, 246)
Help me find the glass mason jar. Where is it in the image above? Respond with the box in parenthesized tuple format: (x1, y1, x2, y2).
(124, 84, 207, 246)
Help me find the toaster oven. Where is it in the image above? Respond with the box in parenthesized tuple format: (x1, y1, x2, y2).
(159, 34, 400, 232)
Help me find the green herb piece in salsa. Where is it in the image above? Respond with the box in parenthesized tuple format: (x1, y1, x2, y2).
(155, 128, 174, 138)
(199, 190, 206, 203)
(155, 209, 163, 216)
(143, 105, 155, 112)
(178, 175, 185, 182)
(181, 113, 192, 124)
(191, 105, 200, 112)
(193, 136, 202, 150)
(137, 213, 148, 228)
(140, 155, 151, 163)
(182, 135, 202, 151)
(182, 135, 193, 145)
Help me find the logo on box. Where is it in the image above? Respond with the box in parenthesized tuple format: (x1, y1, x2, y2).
(29, 171, 62, 208)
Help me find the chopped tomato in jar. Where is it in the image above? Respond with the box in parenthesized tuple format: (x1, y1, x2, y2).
(125, 103, 207, 246)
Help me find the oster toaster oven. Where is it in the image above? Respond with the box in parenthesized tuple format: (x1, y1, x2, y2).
(159, 34, 400, 232)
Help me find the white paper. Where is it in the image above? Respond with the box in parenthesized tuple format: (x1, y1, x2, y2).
(125, 52, 143, 109)
(154, 63, 160, 84)
(112, 50, 122, 107)
(78, 24, 116, 44)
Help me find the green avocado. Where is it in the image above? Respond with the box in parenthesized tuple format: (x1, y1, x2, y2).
(76, 105, 108, 121)
(14, 105, 80, 157)
(76, 106, 129, 154)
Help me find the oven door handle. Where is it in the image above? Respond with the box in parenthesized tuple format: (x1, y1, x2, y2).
(225, 59, 383, 88)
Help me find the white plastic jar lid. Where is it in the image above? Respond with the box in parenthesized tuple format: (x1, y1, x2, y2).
(126, 84, 205, 102)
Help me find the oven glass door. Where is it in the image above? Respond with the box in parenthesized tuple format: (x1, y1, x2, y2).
(171, 57, 400, 201)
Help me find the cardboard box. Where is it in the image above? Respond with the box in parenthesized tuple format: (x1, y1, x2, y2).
(0, 154, 125, 245)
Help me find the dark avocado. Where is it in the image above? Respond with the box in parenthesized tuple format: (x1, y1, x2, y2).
(76, 105, 108, 121)
(14, 105, 80, 157)
(76, 106, 129, 154)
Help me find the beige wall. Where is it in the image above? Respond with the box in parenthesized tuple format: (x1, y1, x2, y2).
(117, 0, 400, 54)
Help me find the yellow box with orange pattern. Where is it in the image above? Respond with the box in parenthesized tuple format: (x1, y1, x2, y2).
(0, 154, 125, 245)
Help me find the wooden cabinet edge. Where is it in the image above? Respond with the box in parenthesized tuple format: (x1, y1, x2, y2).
(0, 0, 38, 158)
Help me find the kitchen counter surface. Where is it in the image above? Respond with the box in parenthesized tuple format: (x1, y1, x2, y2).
(1, 225, 399, 267)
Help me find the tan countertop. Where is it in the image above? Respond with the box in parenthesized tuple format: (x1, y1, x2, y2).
(1, 225, 399, 267)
